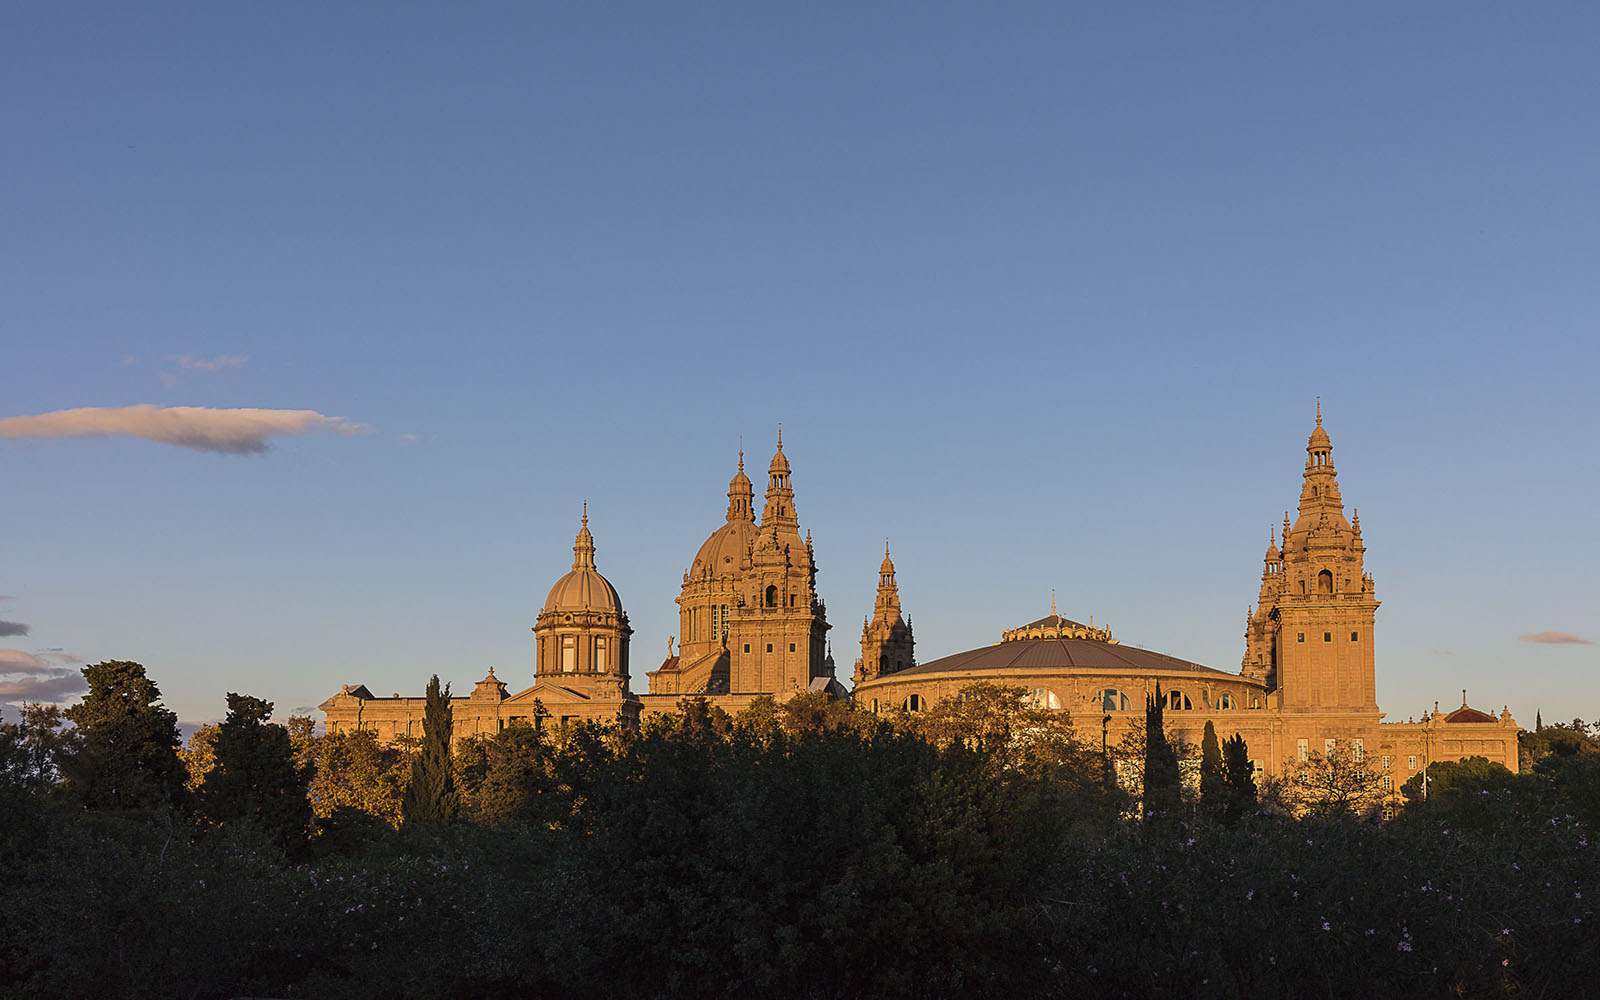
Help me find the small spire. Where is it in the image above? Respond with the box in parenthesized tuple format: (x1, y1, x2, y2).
(582, 500, 588, 528)
(1051, 590, 1057, 616)
(776, 423, 782, 449)
(1462, 688, 1468, 708)
(1316, 397, 1322, 425)
(885, 538, 890, 557)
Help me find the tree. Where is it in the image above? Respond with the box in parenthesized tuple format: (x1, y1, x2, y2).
(1143, 683, 1181, 818)
(59, 661, 185, 811)
(180, 724, 220, 793)
(1220, 732, 1257, 823)
(1285, 740, 1386, 819)
(0, 702, 70, 797)
(402, 674, 458, 823)
(306, 726, 411, 825)
(1198, 720, 1223, 817)
(196, 693, 312, 850)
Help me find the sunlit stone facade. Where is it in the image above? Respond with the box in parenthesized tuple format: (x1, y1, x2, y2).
(322, 414, 1520, 796)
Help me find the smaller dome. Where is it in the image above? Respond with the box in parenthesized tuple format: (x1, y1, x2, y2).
(880, 543, 895, 575)
(769, 445, 790, 475)
(1309, 424, 1331, 449)
(1265, 543, 1280, 561)
(543, 509, 624, 615)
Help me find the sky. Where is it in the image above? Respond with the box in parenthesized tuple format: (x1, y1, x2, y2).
(3, 3, 1597, 730)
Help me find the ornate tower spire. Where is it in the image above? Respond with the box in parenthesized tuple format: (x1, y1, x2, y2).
(572, 502, 596, 570)
(760, 429, 799, 533)
(725, 449, 754, 522)
(857, 541, 913, 686)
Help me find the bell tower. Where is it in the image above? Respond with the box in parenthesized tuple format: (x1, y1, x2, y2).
(725, 431, 833, 696)
(1250, 405, 1379, 712)
(856, 543, 915, 685)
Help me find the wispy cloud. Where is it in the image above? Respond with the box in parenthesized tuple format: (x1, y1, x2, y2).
(168, 353, 249, 373)
(0, 405, 368, 454)
(0, 649, 51, 673)
(0, 621, 28, 637)
(0, 670, 87, 704)
(1518, 631, 1595, 645)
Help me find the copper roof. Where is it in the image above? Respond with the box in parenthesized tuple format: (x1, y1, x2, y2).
(891, 636, 1251, 681)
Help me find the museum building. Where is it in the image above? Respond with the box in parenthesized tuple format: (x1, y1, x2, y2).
(322, 413, 1520, 785)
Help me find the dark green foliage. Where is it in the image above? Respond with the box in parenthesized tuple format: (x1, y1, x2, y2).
(59, 660, 186, 811)
(1143, 682, 1181, 818)
(196, 693, 312, 851)
(402, 674, 458, 824)
(1221, 731, 1258, 823)
(5, 671, 1600, 999)
(1199, 719, 1223, 815)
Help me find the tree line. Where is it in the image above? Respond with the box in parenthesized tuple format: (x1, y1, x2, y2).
(1, 661, 1597, 998)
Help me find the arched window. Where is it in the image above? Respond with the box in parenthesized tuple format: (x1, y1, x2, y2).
(1025, 688, 1062, 710)
(878, 653, 889, 674)
(1096, 688, 1130, 711)
(903, 694, 925, 712)
(1318, 569, 1334, 595)
(1217, 693, 1235, 709)
(765, 584, 778, 607)
(1167, 690, 1193, 711)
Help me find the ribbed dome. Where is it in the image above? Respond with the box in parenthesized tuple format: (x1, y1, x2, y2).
(543, 510, 625, 615)
(691, 518, 759, 577)
(1309, 423, 1331, 449)
(768, 445, 790, 475)
(543, 567, 624, 614)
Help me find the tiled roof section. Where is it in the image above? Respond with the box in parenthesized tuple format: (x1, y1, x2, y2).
(893, 636, 1242, 680)
(1443, 705, 1497, 724)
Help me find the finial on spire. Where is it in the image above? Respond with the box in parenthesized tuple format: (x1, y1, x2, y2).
(582, 500, 588, 528)
(1462, 688, 1468, 707)
(776, 423, 782, 448)
(1316, 397, 1322, 425)
(1051, 590, 1057, 616)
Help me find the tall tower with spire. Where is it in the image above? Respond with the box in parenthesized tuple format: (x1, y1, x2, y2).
(856, 543, 915, 685)
(655, 432, 834, 698)
(1244, 406, 1380, 712)
(723, 432, 832, 696)
(533, 505, 633, 699)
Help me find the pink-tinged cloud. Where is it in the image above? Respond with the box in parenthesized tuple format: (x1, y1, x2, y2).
(0, 405, 368, 454)
(1518, 631, 1595, 645)
(168, 353, 249, 372)
(0, 671, 87, 704)
(0, 649, 50, 673)
(0, 620, 28, 637)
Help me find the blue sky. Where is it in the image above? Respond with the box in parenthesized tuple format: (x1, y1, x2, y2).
(3, 3, 1596, 728)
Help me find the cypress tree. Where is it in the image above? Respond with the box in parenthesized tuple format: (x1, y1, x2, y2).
(1198, 720, 1223, 817)
(1142, 683, 1180, 819)
(1221, 732, 1257, 823)
(60, 661, 186, 811)
(403, 674, 458, 823)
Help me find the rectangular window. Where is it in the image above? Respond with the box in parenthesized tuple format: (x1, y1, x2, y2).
(1325, 738, 1337, 756)
(1323, 631, 1332, 642)
(561, 636, 577, 672)
(1408, 755, 1418, 770)
(789, 595, 796, 607)
(789, 643, 796, 653)
(1297, 738, 1309, 762)
(766, 643, 773, 653)
(1297, 632, 1305, 643)
(1381, 776, 1393, 792)
(1353, 739, 1365, 762)
(595, 637, 608, 672)
(1382, 755, 1392, 771)
(1351, 631, 1359, 642)
(743, 644, 750, 653)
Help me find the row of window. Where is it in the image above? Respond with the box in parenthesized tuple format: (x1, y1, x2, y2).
(559, 635, 609, 673)
(1296, 631, 1361, 642)
(741, 642, 798, 654)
